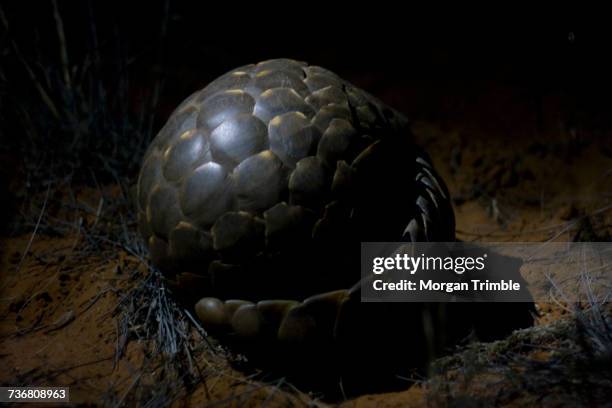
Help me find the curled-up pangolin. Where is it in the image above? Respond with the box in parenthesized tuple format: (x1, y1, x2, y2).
(136, 59, 533, 394)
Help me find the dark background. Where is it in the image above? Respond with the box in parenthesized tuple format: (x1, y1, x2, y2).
(2, 3, 607, 126)
(0, 2, 610, 216)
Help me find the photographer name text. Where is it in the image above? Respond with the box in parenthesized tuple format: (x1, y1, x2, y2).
(373, 279, 521, 292)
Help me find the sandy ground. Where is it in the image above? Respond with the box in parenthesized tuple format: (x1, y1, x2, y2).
(1, 119, 611, 407)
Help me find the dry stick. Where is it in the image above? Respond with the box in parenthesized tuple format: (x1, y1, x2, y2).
(526, 219, 591, 263)
(113, 318, 120, 370)
(182, 342, 196, 380)
(113, 366, 145, 408)
(15, 185, 51, 274)
(79, 287, 115, 315)
(283, 381, 325, 407)
(51, 0, 71, 91)
(70, 216, 83, 251)
(0, 184, 52, 300)
(546, 273, 578, 314)
(260, 377, 285, 408)
(183, 308, 214, 350)
(51, 0, 84, 150)
(187, 346, 213, 401)
(93, 197, 104, 228)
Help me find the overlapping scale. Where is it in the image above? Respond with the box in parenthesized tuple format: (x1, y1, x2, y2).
(136, 58, 457, 352)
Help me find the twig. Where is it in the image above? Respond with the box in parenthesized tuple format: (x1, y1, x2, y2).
(14, 184, 51, 274)
(51, 0, 72, 92)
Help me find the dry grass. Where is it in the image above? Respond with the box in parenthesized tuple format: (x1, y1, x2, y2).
(425, 277, 612, 407)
